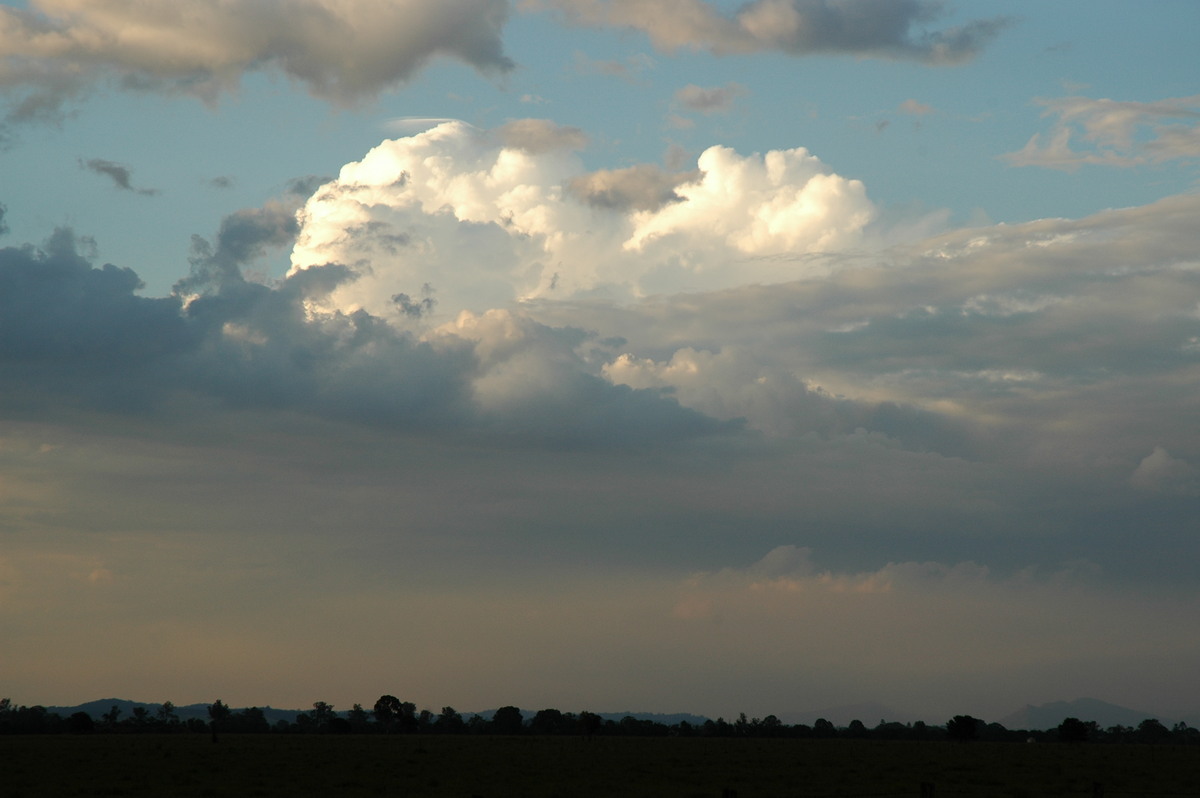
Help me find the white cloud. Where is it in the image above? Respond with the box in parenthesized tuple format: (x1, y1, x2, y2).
(625, 144, 874, 256)
(288, 121, 876, 321)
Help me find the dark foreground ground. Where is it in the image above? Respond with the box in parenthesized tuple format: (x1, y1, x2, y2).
(3, 734, 1198, 797)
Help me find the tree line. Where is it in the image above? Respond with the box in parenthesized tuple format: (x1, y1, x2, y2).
(2, 697, 1197, 745)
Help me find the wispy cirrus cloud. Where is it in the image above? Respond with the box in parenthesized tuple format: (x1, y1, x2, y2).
(1004, 94, 1200, 171)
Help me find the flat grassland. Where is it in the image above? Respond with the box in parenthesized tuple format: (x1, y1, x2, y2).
(2, 734, 1197, 797)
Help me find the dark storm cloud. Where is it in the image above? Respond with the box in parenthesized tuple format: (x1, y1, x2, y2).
(173, 185, 314, 296)
(0, 222, 725, 446)
(79, 158, 159, 195)
(536, 0, 1009, 64)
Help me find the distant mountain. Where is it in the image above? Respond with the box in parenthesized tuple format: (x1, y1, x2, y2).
(997, 698, 1176, 731)
(41, 700, 705, 727)
(44, 699, 300, 725)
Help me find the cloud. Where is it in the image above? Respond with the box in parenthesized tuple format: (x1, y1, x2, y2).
(517, 191, 1200, 479)
(1130, 446, 1200, 496)
(570, 50, 656, 82)
(0, 215, 721, 448)
(1004, 94, 1200, 171)
(532, 0, 1008, 64)
(0, 0, 514, 123)
(494, 118, 588, 153)
(568, 164, 698, 212)
(899, 98, 933, 116)
(284, 119, 1200, 472)
(657, 544, 1199, 717)
(674, 82, 747, 114)
(174, 182, 319, 297)
(288, 120, 876, 320)
(78, 158, 159, 195)
(5, 164, 1200, 717)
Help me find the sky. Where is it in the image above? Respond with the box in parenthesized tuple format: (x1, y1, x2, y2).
(1, 0, 1199, 725)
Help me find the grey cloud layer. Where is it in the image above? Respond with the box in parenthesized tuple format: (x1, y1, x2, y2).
(533, 0, 1008, 63)
(0, 222, 722, 446)
(0, 0, 512, 122)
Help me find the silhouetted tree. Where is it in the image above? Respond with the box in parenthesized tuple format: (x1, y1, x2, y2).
(309, 701, 336, 732)
(1137, 718, 1170, 744)
(156, 701, 179, 728)
(813, 718, 836, 738)
(101, 705, 122, 731)
(946, 715, 980, 742)
(1058, 717, 1090, 743)
(1171, 722, 1200, 744)
(347, 703, 370, 733)
(491, 705, 524, 735)
(66, 711, 94, 734)
(578, 711, 602, 739)
(435, 706, 465, 734)
(229, 707, 269, 733)
(207, 700, 230, 742)
(373, 695, 402, 732)
(759, 715, 784, 737)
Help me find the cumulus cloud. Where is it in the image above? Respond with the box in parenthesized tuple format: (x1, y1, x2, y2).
(282, 119, 1200, 473)
(0, 0, 513, 123)
(530, 0, 1008, 64)
(624, 144, 874, 255)
(1004, 94, 1200, 171)
(674, 82, 747, 114)
(288, 120, 876, 320)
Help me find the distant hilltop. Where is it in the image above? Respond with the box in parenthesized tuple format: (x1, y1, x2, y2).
(42, 699, 709, 728)
(996, 698, 1185, 731)
(33, 697, 1197, 732)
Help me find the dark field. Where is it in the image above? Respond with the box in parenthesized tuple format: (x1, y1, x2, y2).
(3, 735, 1198, 797)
